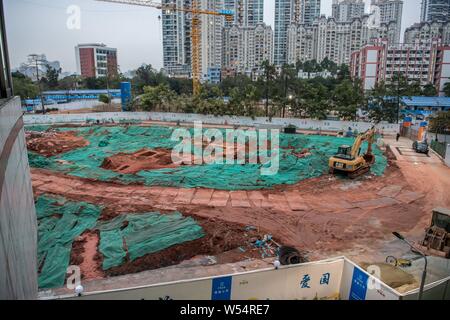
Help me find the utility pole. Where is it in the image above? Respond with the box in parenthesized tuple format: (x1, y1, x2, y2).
(396, 73, 401, 124)
(27, 54, 46, 114)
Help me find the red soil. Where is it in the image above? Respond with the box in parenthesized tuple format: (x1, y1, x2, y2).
(26, 130, 89, 157)
(103, 217, 272, 278)
(100, 148, 179, 174)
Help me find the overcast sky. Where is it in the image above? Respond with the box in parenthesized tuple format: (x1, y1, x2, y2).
(4, 0, 421, 73)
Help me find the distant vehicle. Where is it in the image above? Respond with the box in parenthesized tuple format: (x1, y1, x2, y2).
(412, 140, 429, 155)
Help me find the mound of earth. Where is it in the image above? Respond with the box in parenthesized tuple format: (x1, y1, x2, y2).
(101, 148, 181, 174)
(26, 130, 89, 157)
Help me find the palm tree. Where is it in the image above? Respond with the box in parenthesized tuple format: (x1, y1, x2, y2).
(261, 60, 276, 118)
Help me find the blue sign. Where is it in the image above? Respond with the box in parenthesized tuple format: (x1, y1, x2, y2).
(211, 276, 232, 300)
(349, 267, 368, 300)
(120, 82, 132, 111)
(420, 121, 428, 127)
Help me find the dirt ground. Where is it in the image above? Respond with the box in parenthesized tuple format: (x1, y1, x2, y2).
(29, 128, 450, 285)
(27, 130, 89, 157)
(101, 148, 179, 173)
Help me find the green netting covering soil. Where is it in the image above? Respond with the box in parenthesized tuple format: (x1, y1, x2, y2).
(96, 212, 205, 270)
(36, 195, 102, 289)
(27, 125, 387, 190)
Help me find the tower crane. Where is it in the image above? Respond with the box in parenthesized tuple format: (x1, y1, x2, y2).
(96, 0, 234, 95)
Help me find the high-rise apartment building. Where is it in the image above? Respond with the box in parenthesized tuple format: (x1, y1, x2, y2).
(224, 0, 264, 27)
(421, 0, 450, 23)
(274, 0, 321, 66)
(75, 43, 118, 78)
(199, 0, 225, 83)
(287, 15, 371, 65)
(303, 0, 322, 24)
(404, 20, 450, 44)
(222, 0, 270, 77)
(223, 23, 273, 77)
(332, 0, 366, 22)
(370, 0, 403, 43)
(350, 39, 450, 95)
(161, 0, 192, 78)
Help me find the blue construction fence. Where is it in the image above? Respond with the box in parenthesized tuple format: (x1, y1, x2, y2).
(22, 83, 132, 112)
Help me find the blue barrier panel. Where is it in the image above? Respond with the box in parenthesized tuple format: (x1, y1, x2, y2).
(121, 82, 132, 111)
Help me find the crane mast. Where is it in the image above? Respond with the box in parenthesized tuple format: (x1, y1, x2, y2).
(95, 0, 233, 95)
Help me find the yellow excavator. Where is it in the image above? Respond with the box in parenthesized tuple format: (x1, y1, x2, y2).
(328, 127, 376, 179)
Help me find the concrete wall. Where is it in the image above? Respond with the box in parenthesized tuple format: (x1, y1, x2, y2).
(446, 144, 450, 167)
(27, 99, 121, 112)
(24, 111, 400, 135)
(0, 97, 38, 299)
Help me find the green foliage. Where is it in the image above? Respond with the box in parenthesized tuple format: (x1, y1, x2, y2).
(140, 83, 176, 112)
(332, 79, 364, 121)
(429, 111, 450, 134)
(422, 83, 438, 97)
(98, 94, 111, 104)
(12, 71, 39, 99)
(44, 65, 61, 89)
(365, 81, 399, 123)
(443, 82, 450, 97)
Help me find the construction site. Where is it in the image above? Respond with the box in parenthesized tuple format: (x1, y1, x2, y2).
(21, 113, 449, 298)
(2, 0, 450, 303)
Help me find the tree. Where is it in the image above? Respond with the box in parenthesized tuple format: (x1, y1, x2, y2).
(228, 84, 260, 118)
(444, 82, 450, 97)
(57, 75, 81, 90)
(12, 72, 39, 99)
(278, 64, 297, 117)
(83, 77, 106, 90)
(302, 59, 322, 74)
(98, 94, 111, 104)
(140, 84, 176, 112)
(337, 64, 350, 80)
(365, 81, 399, 123)
(429, 111, 450, 137)
(320, 57, 338, 74)
(260, 60, 277, 117)
(332, 79, 364, 121)
(44, 65, 61, 89)
(422, 83, 438, 97)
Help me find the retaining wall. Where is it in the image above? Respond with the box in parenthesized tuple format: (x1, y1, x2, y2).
(24, 112, 400, 135)
(0, 97, 38, 299)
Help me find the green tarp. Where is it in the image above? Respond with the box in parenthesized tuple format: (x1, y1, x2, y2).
(27, 125, 388, 190)
(96, 212, 205, 270)
(36, 195, 102, 289)
(36, 195, 205, 286)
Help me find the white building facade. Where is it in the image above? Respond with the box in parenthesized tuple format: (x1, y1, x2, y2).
(223, 23, 273, 77)
(274, 0, 321, 66)
(287, 15, 371, 65)
(350, 39, 450, 95)
(161, 0, 192, 78)
(404, 20, 450, 45)
(370, 0, 403, 43)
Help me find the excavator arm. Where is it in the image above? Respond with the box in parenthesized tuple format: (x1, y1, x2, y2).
(329, 127, 376, 179)
(350, 127, 375, 159)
